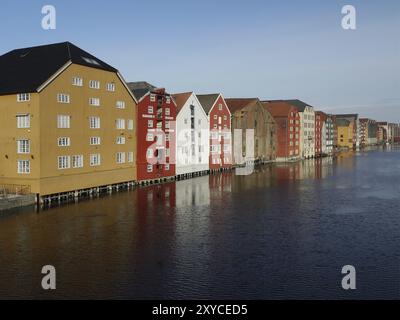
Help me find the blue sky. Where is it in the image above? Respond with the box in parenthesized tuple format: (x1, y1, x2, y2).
(0, 0, 399, 121)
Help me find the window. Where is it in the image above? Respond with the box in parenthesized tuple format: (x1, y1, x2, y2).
(166, 97, 171, 104)
(83, 57, 100, 66)
(17, 160, 30, 174)
(72, 77, 83, 86)
(148, 106, 154, 114)
(127, 152, 134, 163)
(116, 136, 126, 144)
(184, 119, 188, 125)
(90, 154, 101, 166)
(107, 83, 116, 92)
(150, 94, 156, 102)
(165, 108, 170, 116)
(116, 152, 126, 164)
(89, 117, 100, 129)
(57, 115, 71, 128)
(147, 149, 153, 159)
(116, 101, 125, 109)
(89, 98, 100, 106)
(166, 134, 170, 141)
(224, 115, 227, 121)
(116, 118, 125, 130)
(147, 164, 153, 172)
(58, 156, 70, 169)
(89, 80, 100, 89)
(165, 164, 170, 170)
(146, 133, 154, 141)
(90, 137, 101, 145)
(17, 93, 30, 102)
(165, 121, 170, 129)
(166, 149, 170, 157)
(57, 93, 70, 104)
(72, 155, 83, 168)
(127, 119, 134, 130)
(58, 137, 70, 147)
(148, 120, 153, 128)
(17, 139, 30, 154)
(17, 114, 30, 128)
(218, 104, 223, 110)
(214, 115, 218, 120)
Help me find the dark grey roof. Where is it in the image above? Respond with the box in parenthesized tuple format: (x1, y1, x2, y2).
(336, 118, 351, 126)
(196, 94, 220, 114)
(335, 114, 359, 120)
(264, 99, 314, 112)
(0, 41, 117, 96)
(127, 81, 157, 100)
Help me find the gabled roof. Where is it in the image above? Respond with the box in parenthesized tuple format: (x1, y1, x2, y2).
(261, 101, 298, 118)
(127, 81, 158, 101)
(0, 41, 117, 96)
(172, 92, 193, 113)
(265, 99, 314, 112)
(196, 94, 220, 114)
(225, 98, 259, 113)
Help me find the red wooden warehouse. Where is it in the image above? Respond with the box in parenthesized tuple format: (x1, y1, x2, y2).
(262, 101, 300, 162)
(128, 82, 177, 181)
(197, 94, 232, 171)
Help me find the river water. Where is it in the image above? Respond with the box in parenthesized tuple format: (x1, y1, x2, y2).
(0, 147, 399, 299)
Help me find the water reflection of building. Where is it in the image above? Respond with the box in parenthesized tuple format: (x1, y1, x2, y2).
(209, 172, 232, 194)
(137, 182, 176, 214)
(175, 176, 210, 207)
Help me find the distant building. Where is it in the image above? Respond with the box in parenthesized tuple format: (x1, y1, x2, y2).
(262, 101, 300, 162)
(325, 114, 335, 155)
(172, 92, 209, 176)
(128, 82, 177, 181)
(315, 111, 327, 157)
(336, 119, 353, 149)
(282, 100, 316, 159)
(335, 114, 360, 149)
(225, 98, 277, 164)
(196, 94, 232, 171)
(360, 118, 378, 147)
(0, 42, 137, 197)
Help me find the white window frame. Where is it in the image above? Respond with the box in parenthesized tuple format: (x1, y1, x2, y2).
(16, 114, 30, 128)
(57, 93, 70, 104)
(89, 116, 101, 129)
(17, 93, 30, 102)
(72, 77, 83, 87)
(116, 101, 125, 109)
(57, 115, 71, 129)
(147, 164, 153, 172)
(17, 160, 30, 174)
(72, 155, 84, 168)
(90, 154, 101, 166)
(106, 83, 116, 92)
(127, 119, 134, 130)
(90, 137, 101, 145)
(148, 106, 154, 114)
(127, 151, 134, 163)
(116, 136, 126, 145)
(58, 137, 71, 147)
(17, 139, 30, 154)
(89, 80, 100, 89)
(116, 152, 126, 164)
(116, 118, 125, 130)
(58, 156, 71, 170)
(89, 98, 100, 106)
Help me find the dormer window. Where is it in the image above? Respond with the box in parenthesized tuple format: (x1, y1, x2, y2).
(82, 57, 101, 66)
